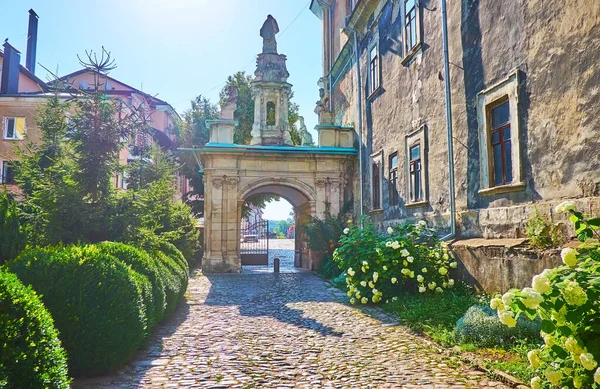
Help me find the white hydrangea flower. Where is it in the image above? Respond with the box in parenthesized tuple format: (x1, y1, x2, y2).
(400, 249, 410, 257)
(387, 226, 394, 235)
(372, 288, 379, 295)
(361, 297, 368, 304)
(391, 296, 398, 302)
(527, 349, 542, 368)
(417, 275, 424, 283)
(561, 248, 579, 267)
(428, 282, 437, 290)
(501, 291, 515, 306)
(385, 241, 392, 248)
(522, 288, 544, 309)
(419, 286, 426, 293)
(580, 353, 598, 371)
(368, 281, 375, 289)
(448, 279, 455, 287)
(532, 273, 552, 294)
(449, 261, 458, 268)
(543, 333, 556, 347)
(362, 260, 369, 266)
(383, 266, 388, 271)
(498, 310, 517, 327)
(545, 367, 562, 385)
(407, 256, 414, 263)
(401, 268, 410, 275)
(421, 268, 428, 273)
(439, 268, 448, 275)
(594, 367, 600, 384)
(360, 281, 367, 287)
(372, 272, 379, 283)
(490, 297, 504, 310)
(350, 298, 356, 304)
(555, 200, 576, 213)
(347, 291, 353, 297)
(347, 268, 356, 277)
(391, 277, 398, 284)
(573, 375, 583, 389)
(435, 287, 443, 293)
(530, 376, 542, 389)
(565, 337, 584, 355)
(409, 271, 415, 278)
(391, 241, 401, 250)
(343, 228, 349, 234)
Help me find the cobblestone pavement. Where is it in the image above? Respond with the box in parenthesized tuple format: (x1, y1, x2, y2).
(74, 272, 510, 389)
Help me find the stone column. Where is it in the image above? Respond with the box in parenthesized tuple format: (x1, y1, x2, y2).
(224, 177, 241, 270)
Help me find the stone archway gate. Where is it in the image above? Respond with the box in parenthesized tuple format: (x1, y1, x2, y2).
(195, 143, 356, 273)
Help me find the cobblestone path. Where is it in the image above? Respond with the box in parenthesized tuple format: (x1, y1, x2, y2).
(75, 272, 510, 389)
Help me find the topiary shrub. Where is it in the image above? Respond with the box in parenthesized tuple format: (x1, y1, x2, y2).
(0, 267, 71, 388)
(153, 249, 188, 317)
(456, 305, 541, 347)
(158, 241, 190, 275)
(96, 241, 166, 329)
(8, 245, 147, 377)
(0, 193, 26, 264)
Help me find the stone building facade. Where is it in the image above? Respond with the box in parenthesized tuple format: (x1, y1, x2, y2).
(310, 0, 600, 291)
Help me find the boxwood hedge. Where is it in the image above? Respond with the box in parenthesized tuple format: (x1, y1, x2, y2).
(96, 241, 166, 329)
(153, 248, 188, 317)
(8, 245, 147, 377)
(0, 267, 71, 388)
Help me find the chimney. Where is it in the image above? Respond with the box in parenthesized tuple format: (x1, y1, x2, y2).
(1, 41, 21, 94)
(26, 9, 39, 74)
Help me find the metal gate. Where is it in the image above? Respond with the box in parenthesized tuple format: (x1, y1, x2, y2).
(240, 220, 269, 266)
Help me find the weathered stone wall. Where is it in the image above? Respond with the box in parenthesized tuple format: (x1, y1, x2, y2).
(327, 0, 600, 237)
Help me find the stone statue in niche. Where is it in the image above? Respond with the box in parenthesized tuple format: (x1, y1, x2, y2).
(260, 15, 279, 54)
(298, 116, 313, 146)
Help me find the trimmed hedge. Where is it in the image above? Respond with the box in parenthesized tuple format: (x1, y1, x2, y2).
(8, 245, 147, 377)
(0, 267, 71, 388)
(96, 242, 166, 329)
(153, 247, 188, 317)
(159, 241, 190, 275)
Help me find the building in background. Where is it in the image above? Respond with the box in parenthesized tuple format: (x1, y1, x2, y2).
(0, 9, 185, 197)
(310, 0, 600, 291)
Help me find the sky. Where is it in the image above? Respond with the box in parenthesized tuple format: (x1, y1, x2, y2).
(2, 0, 321, 221)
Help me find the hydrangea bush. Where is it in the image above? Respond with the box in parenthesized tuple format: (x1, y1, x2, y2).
(334, 219, 456, 304)
(491, 201, 600, 388)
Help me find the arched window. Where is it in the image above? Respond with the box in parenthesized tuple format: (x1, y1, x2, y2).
(266, 101, 276, 126)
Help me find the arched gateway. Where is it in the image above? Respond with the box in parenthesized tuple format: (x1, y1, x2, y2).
(186, 15, 356, 273)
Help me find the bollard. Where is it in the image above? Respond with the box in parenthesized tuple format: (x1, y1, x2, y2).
(274, 257, 280, 273)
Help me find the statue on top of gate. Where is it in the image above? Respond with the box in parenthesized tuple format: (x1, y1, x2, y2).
(260, 15, 279, 54)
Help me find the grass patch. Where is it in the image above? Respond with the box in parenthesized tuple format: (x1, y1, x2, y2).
(380, 286, 538, 383)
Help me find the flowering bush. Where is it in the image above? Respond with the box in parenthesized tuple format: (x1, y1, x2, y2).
(334, 218, 455, 305)
(492, 201, 600, 388)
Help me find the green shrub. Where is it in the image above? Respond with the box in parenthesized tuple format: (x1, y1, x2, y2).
(0, 267, 71, 388)
(0, 193, 25, 264)
(524, 208, 565, 249)
(159, 241, 190, 275)
(8, 245, 147, 377)
(335, 218, 456, 304)
(96, 241, 167, 329)
(492, 203, 600, 388)
(153, 248, 188, 317)
(456, 305, 541, 347)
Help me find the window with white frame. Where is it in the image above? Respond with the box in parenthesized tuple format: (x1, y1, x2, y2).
(368, 43, 380, 95)
(1, 161, 14, 184)
(405, 126, 428, 205)
(477, 70, 524, 195)
(371, 151, 383, 210)
(3, 117, 26, 140)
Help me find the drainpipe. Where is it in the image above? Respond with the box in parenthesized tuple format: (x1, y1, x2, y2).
(440, 0, 456, 241)
(328, 1, 335, 113)
(345, 26, 364, 218)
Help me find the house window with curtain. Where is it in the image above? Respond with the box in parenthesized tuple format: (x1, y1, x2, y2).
(371, 152, 383, 210)
(402, 0, 423, 64)
(3, 117, 26, 140)
(409, 144, 423, 202)
(389, 152, 399, 206)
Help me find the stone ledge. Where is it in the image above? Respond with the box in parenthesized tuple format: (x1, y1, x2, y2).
(450, 237, 528, 249)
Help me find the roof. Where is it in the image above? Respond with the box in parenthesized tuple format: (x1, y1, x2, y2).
(0, 49, 48, 92)
(55, 69, 177, 113)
